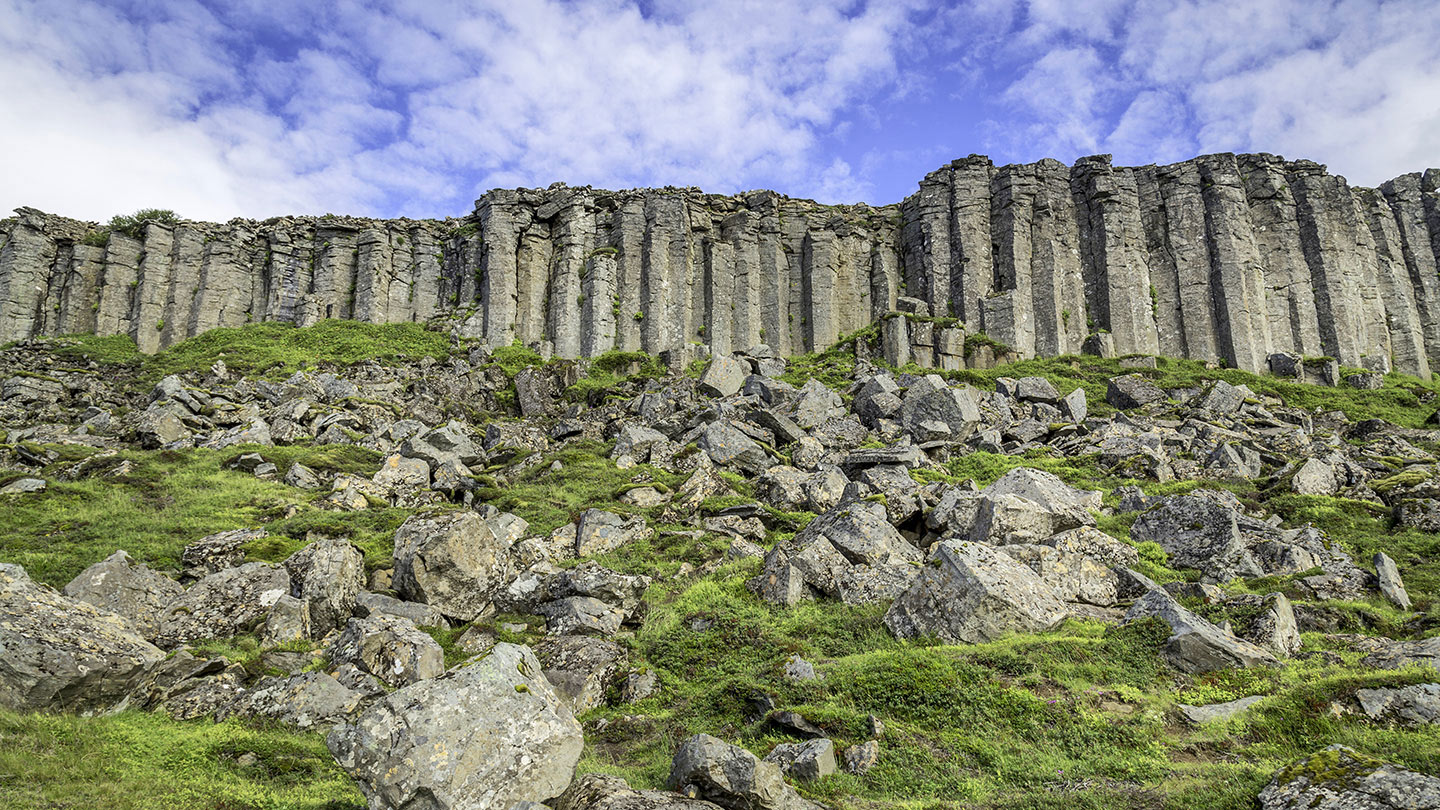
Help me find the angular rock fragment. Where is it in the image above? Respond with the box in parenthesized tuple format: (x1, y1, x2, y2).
(328, 642, 583, 810)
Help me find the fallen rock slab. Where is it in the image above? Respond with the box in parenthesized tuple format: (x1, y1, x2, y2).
(1258, 745, 1440, 810)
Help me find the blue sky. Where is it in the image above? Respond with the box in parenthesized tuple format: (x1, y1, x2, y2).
(2, 0, 1438, 222)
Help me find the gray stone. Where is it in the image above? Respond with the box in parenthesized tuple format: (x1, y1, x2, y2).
(557, 774, 724, 810)
(1292, 457, 1340, 496)
(181, 527, 267, 582)
(666, 734, 809, 810)
(218, 671, 361, 730)
(1258, 745, 1440, 810)
(536, 634, 629, 714)
(0, 564, 165, 712)
(1106, 374, 1165, 409)
(0, 477, 45, 494)
(62, 550, 183, 639)
(1373, 552, 1411, 610)
(155, 562, 292, 647)
(843, 741, 880, 775)
(699, 355, 747, 398)
(330, 614, 445, 688)
(353, 591, 450, 628)
(763, 739, 836, 782)
(1015, 376, 1060, 403)
(884, 540, 1068, 644)
(284, 537, 366, 634)
(1124, 590, 1279, 673)
(328, 642, 583, 810)
(1355, 683, 1440, 726)
(393, 511, 519, 622)
(576, 509, 653, 557)
(1180, 695, 1265, 724)
(538, 596, 625, 637)
(699, 421, 775, 475)
(1361, 638, 1440, 672)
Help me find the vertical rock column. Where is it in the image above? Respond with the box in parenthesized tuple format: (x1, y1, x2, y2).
(1360, 188, 1430, 378)
(948, 156, 995, 326)
(547, 196, 594, 358)
(128, 223, 173, 352)
(723, 210, 762, 350)
(479, 195, 524, 348)
(1140, 161, 1221, 363)
(52, 242, 107, 336)
(987, 165, 1037, 356)
(1072, 157, 1160, 356)
(0, 212, 57, 343)
(1290, 162, 1379, 367)
(899, 169, 953, 315)
(1198, 154, 1270, 372)
(1239, 155, 1323, 358)
(1380, 173, 1440, 368)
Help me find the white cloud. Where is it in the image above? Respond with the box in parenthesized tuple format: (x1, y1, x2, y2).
(0, 0, 922, 220)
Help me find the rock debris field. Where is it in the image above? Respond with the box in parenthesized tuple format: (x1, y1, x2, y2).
(0, 320, 1438, 810)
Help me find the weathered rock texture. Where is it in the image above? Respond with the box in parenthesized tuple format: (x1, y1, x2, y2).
(5, 155, 1438, 377)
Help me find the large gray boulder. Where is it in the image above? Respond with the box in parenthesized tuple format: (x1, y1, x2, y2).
(536, 635, 629, 715)
(154, 562, 292, 647)
(699, 421, 775, 475)
(330, 614, 446, 688)
(1124, 590, 1278, 673)
(1258, 745, 1440, 810)
(557, 774, 723, 810)
(1373, 552, 1412, 610)
(0, 564, 165, 712)
(1355, 684, 1440, 727)
(217, 671, 362, 730)
(883, 540, 1069, 644)
(328, 642, 583, 810)
(283, 537, 366, 634)
(393, 511, 519, 622)
(763, 738, 837, 783)
(575, 509, 653, 557)
(62, 550, 184, 639)
(666, 734, 811, 810)
(749, 501, 920, 607)
(1361, 638, 1440, 672)
(1106, 374, 1165, 409)
(982, 467, 1101, 528)
(699, 355, 747, 398)
(181, 527, 267, 582)
(1129, 491, 1264, 581)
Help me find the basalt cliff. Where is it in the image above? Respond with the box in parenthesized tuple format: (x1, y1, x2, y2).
(3, 153, 1439, 378)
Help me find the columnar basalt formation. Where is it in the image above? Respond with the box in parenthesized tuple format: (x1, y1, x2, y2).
(3, 153, 1438, 378)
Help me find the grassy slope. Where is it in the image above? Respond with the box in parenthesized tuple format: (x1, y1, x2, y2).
(3, 321, 1440, 808)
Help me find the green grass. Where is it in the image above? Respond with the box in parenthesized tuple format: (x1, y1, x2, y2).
(0, 444, 396, 587)
(471, 439, 687, 536)
(19, 319, 455, 384)
(0, 709, 362, 810)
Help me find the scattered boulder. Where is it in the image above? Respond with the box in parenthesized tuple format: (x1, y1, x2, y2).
(181, 528, 267, 582)
(883, 540, 1068, 644)
(666, 734, 811, 810)
(1106, 374, 1165, 409)
(536, 635, 629, 714)
(700, 355, 747, 398)
(283, 537, 365, 634)
(1258, 745, 1440, 810)
(0, 564, 165, 712)
(62, 550, 184, 639)
(1360, 638, 1440, 672)
(1354, 683, 1440, 727)
(1124, 590, 1278, 673)
(575, 509, 654, 557)
(557, 774, 723, 810)
(328, 642, 583, 810)
(155, 562, 292, 647)
(763, 738, 836, 782)
(1180, 695, 1264, 725)
(329, 614, 445, 688)
(1373, 552, 1411, 610)
(843, 741, 880, 775)
(217, 671, 362, 730)
(392, 511, 520, 622)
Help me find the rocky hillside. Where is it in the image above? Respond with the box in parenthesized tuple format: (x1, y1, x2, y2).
(1, 320, 1438, 810)
(4, 153, 1440, 379)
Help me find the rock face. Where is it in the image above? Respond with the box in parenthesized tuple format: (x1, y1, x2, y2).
(5, 153, 1439, 380)
(328, 642, 583, 810)
(1258, 745, 1440, 810)
(0, 563, 166, 712)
